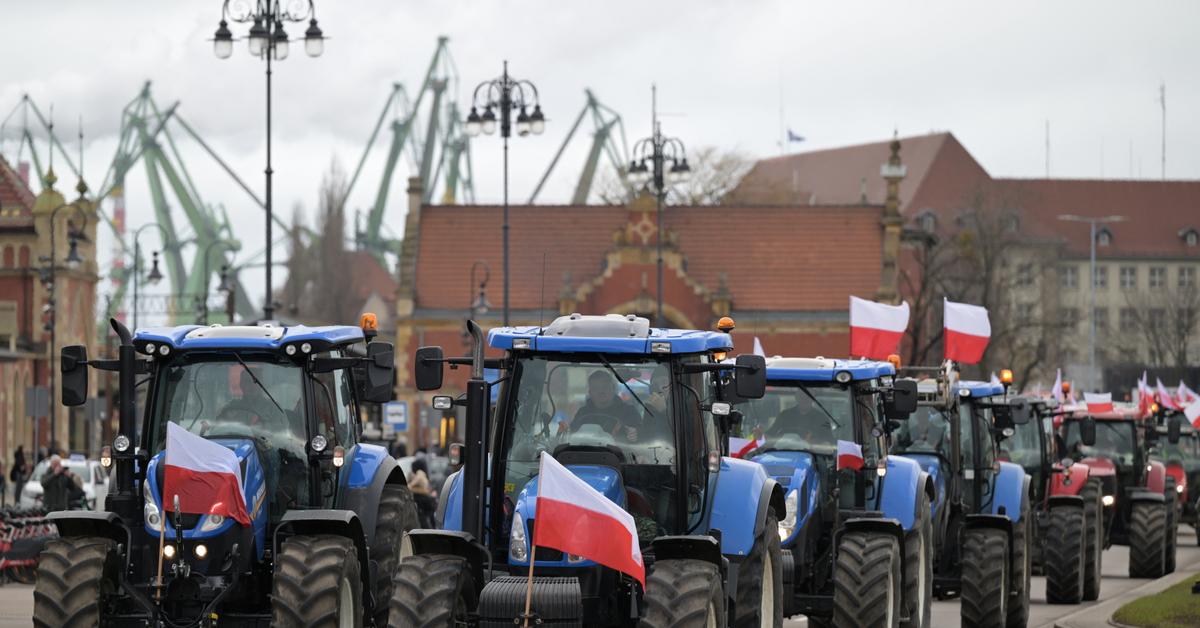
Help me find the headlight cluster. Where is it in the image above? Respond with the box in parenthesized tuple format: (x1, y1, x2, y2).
(510, 513, 529, 562)
(144, 480, 162, 529)
(1101, 494, 1115, 507)
(198, 514, 226, 533)
(778, 489, 799, 542)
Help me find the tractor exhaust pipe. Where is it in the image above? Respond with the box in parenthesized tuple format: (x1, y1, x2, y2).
(462, 320, 487, 542)
(109, 318, 140, 524)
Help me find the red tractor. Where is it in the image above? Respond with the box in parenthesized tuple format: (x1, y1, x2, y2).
(1057, 404, 1179, 578)
(996, 397, 1103, 603)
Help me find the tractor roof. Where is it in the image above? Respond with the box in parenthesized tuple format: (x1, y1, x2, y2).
(955, 380, 1005, 398)
(764, 356, 895, 382)
(487, 314, 732, 355)
(134, 324, 364, 352)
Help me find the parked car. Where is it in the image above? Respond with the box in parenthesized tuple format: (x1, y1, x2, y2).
(19, 456, 109, 510)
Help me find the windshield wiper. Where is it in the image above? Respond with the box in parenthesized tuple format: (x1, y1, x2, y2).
(798, 385, 842, 429)
(233, 354, 286, 416)
(595, 354, 651, 415)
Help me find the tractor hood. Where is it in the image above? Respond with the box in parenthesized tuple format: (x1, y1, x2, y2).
(146, 438, 269, 540)
(897, 453, 947, 513)
(750, 450, 814, 491)
(510, 464, 628, 568)
(1080, 457, 1117, 477)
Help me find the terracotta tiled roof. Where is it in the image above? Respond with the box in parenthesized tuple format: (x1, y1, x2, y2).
(413, 204, 882, 312)
(0, 156, 35, 229)
(347, 250, 398, 304)
(993, 178, 1200, 259)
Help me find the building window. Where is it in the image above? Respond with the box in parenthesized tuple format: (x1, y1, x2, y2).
(1093, 307, 1108, 331)
(1004, 214, 1020, 233)
(1062, 307, 1079, 331)
(1148, 266, 1166, 289)
(1016, 303, 1036, 326)
(1093, 266, 1108, 289)
(1119, 308, 1137, 332)
(1119, 266, 1137, 290)
(1181, 266, 1197, 288)
(918, 211, 936, 233)
(1181, 228, 1198, 247)
(1016, 263, 1034, 288)
(1097, 228, 1112, 247)
(1060, 266, 1078, 289)
(1148, 308, 1166, 330)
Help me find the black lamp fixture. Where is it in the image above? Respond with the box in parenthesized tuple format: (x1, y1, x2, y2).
(146, 251, 164, 285)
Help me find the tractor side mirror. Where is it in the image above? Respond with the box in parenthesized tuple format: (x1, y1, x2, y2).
(361, 342, 394, 404)
(992, 404, 1015, 432)
(885, 379, 918, 421)
(1168, 417, 1182, 444)
(61, 345, 89, 407)
(1080, 416, 1097, 447)
(414, 346, 445, 391)
(1010, 402, 1033, 425)
(1145, 423, 1159, 445)
(734, 354, 766, 400)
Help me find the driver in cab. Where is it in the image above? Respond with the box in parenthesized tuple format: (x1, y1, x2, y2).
(572, 370, 643, 443)
(214, 368, 289, 434)
(756, 389, 833, 446)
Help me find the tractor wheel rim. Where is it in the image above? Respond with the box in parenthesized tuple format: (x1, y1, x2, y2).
(706, 599, 718, 628)
(761, 551, 774, 622)
(338, 576, 354, 628)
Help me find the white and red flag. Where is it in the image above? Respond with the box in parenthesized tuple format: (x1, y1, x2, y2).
(163, 422, 251, 525)
(1052, 369, 1064, 402)
(1156, 378, 1180, 410)
(943, 299, 990, 364)
(1177, 381, 1198, 405)
(849, 296, 910, 360)
(1184, 398, 1200, 428)
(532, 452, 645, 587)
(1084, 392, 1114, 414)
(752, 337, 766, 358)
(836, 440, 865, 471)
(729, 436, 766, 459)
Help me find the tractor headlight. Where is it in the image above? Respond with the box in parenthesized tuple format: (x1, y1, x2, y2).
(113, 434, 131, 453)
(162, 544, 176, 559)
(1176, 484, 1185, 494)
(1102, 494, 1115, 507)
(145, 499, 162, 530)
(198, 514, 226, 533)
(778, 489, 799, 542)
(509, 513, 529, 562)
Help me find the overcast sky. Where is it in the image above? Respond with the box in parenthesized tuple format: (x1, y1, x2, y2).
(3, 1, 1198, 316)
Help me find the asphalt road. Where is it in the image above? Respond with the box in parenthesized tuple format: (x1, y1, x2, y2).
(784, 524, 1200, 627)
(0, 527, 1196, 627)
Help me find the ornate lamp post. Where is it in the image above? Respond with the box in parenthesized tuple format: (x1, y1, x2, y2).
(213, 0, 325, 320)
(38, 202, 89, 448)
(130, 223, 168, 331)
(465, 63, 546, 326)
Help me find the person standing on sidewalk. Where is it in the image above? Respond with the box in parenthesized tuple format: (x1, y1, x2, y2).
(9, 446, 28, 505)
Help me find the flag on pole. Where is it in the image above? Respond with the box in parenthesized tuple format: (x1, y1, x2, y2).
(989, 372, 1001, 386)
(753, 337, 766, 358)
(1178, 381, 1197, 404)
(1184, 398, 1200, 428)
(836, 440, 864, 471)
(163, 423, 251, 525)
(532, 452, 645, 587)
(943, 299, 991, 364)
(1052, 369, 1064, 402)
(1084, 392, 1114, 414)
(1156, 378, 1179, 410)
(787, 129, 805, 143)
(730, 436, 766, 459)
(849, 296, 910, 359)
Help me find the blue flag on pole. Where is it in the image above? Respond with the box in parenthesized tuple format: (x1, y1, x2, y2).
(787, 129, 805, 143)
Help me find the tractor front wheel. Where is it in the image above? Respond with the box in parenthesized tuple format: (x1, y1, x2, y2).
(1164, 477, 1178, 574)
(1043, 505, 1084, 604)
(960, 527, 1009, 628)
(1080, 479, 1103, 601)
(832, 531, 901, 628)
(389, 554, 475, 628)
(901, 489, 932, 628)
(372, 483, 419, 626)
(1006, 493, 1031, 628)
(32, 537, 116, 628)
(641, 559, 725, 628)
(272, 535, 363, 628)
(734, 513, 783, 628)
(1128, 501, 1167, 578)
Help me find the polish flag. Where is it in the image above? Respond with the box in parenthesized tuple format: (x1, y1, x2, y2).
(1084, 392, 1114, 414)
(1184, 398, 1200, 428)
(1177, 381, 1197, 405)
(163, 423, 251, 526)
(1052, 369, 1064, 402)
(943, 299, 990, 364)
(1156, 378, 1180, 410)
(836, 440, 864, 471)
(849, 296, 910, 359)
(730, 436, 766, 458)
(533, 452, 645, 586)
(753, 337, 766, 358)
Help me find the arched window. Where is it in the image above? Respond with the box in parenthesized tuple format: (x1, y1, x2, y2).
(1180, 228, 1199, 247)
(1096, 228, 1112, 247)
(918, 211, 937, 233)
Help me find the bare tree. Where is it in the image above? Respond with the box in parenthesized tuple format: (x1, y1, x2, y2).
(1119, 284, 1200, 367)
(593, 145, 753, 206)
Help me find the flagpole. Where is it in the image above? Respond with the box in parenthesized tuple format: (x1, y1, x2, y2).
(155, 501, 166, 600)
(522, 453, 544, 628)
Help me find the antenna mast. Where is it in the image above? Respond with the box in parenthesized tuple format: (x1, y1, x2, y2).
(1159, 82, 1166, 180)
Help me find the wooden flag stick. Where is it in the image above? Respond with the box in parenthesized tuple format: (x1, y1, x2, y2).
(522, 541, 537, 628)
(154, 500, 166, 600)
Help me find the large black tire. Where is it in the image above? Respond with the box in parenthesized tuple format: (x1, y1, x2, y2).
(1006, 495, 1031, 628)
(1043, 505, 1085, 604)
(1164, 477, 1178, 575)
(389, 554, 475, 627)
(641, 559, 726, 628)
(960, 528, 1009, 628)
(272, 535, 364, 627)
(1128, 501, 1167, 578)
(901, 490, 932, 628)
(1080, 479, 1103, 601)
(372, 484, 420, 627)
(32, 537, 116, 628)
(832, 532, 901, 628)
(734, 513, 783, 628)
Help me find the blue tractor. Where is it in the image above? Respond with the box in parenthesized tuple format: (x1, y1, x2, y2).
(736, 357, 931, 628)
(35, 317, 418, 627)
(892, 365, 1032, 628)
(391, 314, 784, 627)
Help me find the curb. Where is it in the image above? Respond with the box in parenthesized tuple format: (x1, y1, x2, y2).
(1052, 566, 1200, 628)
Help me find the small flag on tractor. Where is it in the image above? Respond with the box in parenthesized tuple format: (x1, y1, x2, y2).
(849, 296, 910, 360)
(1084, 392, 1114, 414)
(730, 436, 766, 459)
(163, 423, 251, 525)
(1156, 378, 1180, 410)
(943, 299, 990, 364)
(1184, 398, 1200, 428)
(1052, 369, 1064, 403)
(836, 440, 864, 471)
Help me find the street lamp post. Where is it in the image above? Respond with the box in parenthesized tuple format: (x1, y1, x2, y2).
(465, 63, 546, 327)
(1057, 214, 1126, 391)
(131, 223, 168, 331)
(213, 0, 325, 321)
(469, 261, 492, 320)
(218, 265, 237, 324)
(38, 202, 88, 450)
(197, 240, 232, 325)
(628, 87, 690, 327)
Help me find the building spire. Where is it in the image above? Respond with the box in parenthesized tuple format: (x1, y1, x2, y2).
(75, 114, 88, 198)
(876, 131, 907, 303)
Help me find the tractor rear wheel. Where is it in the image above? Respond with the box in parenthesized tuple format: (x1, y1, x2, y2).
(832, 531, 901, 628)
(1043, 505, 1084, 604)
(389, 554, 475, 628)
(1128, 501, 1167, 578)
(641, 559, 725, 628)
(960, 528, 1008, 628)
(372, 483, 419, 626)
(272, 535, 363, 628)
(901, 489, 932, 628)
(1080, 479, 1103, 601)
(734, 513, 783, 628)
(1006, 492, 1031, 628)
(1164, 477, 1178, 575)
(32, 537, 116, 628)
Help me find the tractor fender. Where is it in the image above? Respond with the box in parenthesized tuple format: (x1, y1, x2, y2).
(1146, 460, 1167, 495)
(47, 510, 130, 549)
(711, 456, 784, 557)
(989, 461, 1029, 524)
(835, 516, 907, 582)
(1127, 489, 1166, 504)
(1049, 463, 1090, 497)
(651, 535, 725, 571)
(962, 513, 1015, 572)
(1046, 494, 1085, 509)
(337, 443, 406, 546)
(439, 470, 464, 531)
(273, 509, 373, 609)
(401, 529, 488, 598)
(877, 455, 929, 531)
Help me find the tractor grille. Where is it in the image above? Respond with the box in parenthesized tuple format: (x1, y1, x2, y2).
(526, 519, 565, 561)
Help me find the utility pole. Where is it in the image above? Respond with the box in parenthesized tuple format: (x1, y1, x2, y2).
(1159, 83, 1166, 180)
(1045, 119, 1050, 178)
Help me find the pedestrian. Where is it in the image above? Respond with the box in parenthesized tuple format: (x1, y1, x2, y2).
(40, 455, 79, 512)
(10, 446, 28, 504)
(408, 457, 437, 528)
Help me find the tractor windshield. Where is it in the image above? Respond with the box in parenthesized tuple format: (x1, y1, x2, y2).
(741, 384, 854, 455)
(892, 407, 953, 457)
(1063, 419, 1137, 468)
(998, 417, 1043, 474)
(1151, 438, 1191, 464)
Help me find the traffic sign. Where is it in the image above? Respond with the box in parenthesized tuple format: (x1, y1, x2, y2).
(384, 401, 408, 430)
